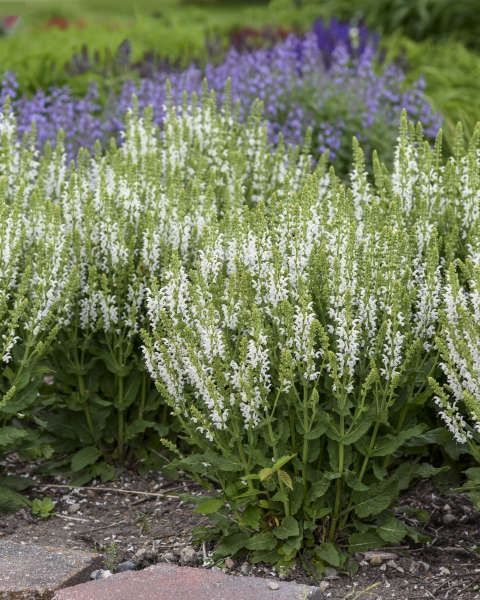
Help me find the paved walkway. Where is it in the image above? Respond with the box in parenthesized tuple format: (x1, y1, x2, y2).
(54, 564, 322, 600)
(0, 540, 101, 599)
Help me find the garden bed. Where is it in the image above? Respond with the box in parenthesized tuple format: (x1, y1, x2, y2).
(2, 455, 480, 599)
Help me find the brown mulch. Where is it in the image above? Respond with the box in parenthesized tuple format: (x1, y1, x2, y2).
(1, 457, 480, 599)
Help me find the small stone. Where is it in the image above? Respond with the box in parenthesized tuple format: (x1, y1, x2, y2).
(443, 504, 452, 512)
(442, 513, 456, 525)
(386, 560, 404, 573)
(67, 503, 81, 514)
(364, 551, 397, 566)
(133, 547, 156, 565)
(116, 560, 136, 573)
(133, 547, 148, 561)
(224, 557, 235, 570)
(90, 569, 112, 580)
(240, 561, 250, 575)
(268, 581, 280, 590)
(359, 560, 368, 568)
(318, 581, 330, 592)
(161, 551, 176, 563)
(179, 545, 198, 566)
(324, 567, 338, 579)
(439, 566, 451, 576)
(418, 560, 430, 572)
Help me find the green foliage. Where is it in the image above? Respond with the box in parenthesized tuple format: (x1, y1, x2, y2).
(383, 36, 480, 151)
(270, 0, 480, 47)
(31, 497, 55, 518)
(0, 2, 280, 94)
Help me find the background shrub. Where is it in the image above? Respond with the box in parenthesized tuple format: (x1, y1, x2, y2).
(1, 22, 441, 173)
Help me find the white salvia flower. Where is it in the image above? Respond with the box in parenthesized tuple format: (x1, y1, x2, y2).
(434, 393, 471, 444)
(292, 303, 321, 381)
(380, 316, 405, 382)
(392, 135, 419, 215)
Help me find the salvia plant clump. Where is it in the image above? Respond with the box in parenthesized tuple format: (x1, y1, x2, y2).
(0, 93, 480, 569)
(141, 113, 480, 568)
(0, 92, 312, 489)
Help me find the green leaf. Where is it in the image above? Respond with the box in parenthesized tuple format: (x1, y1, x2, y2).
(343, 418, 373, 445)
(70, 446, 101, 472)
(0, 486, 31, 512)
(205, 454, 243, 472)
(377, 515, 408, 543)
(304, 424, 328, 440)
(352, 481, 398, 518)
(371, 425, 426, 457)
(277, 469, 293, 490)
(348, 531, 383, 552)
(465, 467, 480, 483)
(0, 426, 28, 448)
(259, 467, 274, 482)
(215, 532, 250, 558)
(272, 454, 296, 472)
(344, 471, 369, 491)
(273, 516, 299, 540)
(307, 476, 333, 502)
(125, 419, 168, 440)
(117, 374, 142, 410)
(194, 497, 224, 515)
(239, 505, 261, 529)
(0, 475, 35, 491)
(245, 531, 276, 551)
(92, 461, 116, 482)
(315, 542, 341, 567)
(31, 497, 55, 519)
(278, 536, 303, 561)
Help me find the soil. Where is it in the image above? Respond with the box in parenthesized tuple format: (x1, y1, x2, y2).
(2, 456, 480, 600)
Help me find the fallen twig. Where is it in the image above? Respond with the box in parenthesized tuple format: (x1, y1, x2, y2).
(56, 513, 90, 523)
(81, 518, 128, 533)
(38, 483, 181, 500)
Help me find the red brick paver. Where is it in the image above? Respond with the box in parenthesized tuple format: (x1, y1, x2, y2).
(54, 564, 322, 600)
(0, 540, 102, 599)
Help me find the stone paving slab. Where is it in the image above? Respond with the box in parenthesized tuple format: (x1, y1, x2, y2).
(0, 540, 102, 600)
(54, 564, 322, 600)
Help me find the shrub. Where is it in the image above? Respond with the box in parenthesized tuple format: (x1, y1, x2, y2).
(1, 90, 480, 569)
(142, 117, 480, 567)
(383, 36, 480, 151)
(431, 247, 480, 507)
(0, 109, 75, 510)
(270, 0, 480, 48)
(3, 95, 312, 483)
